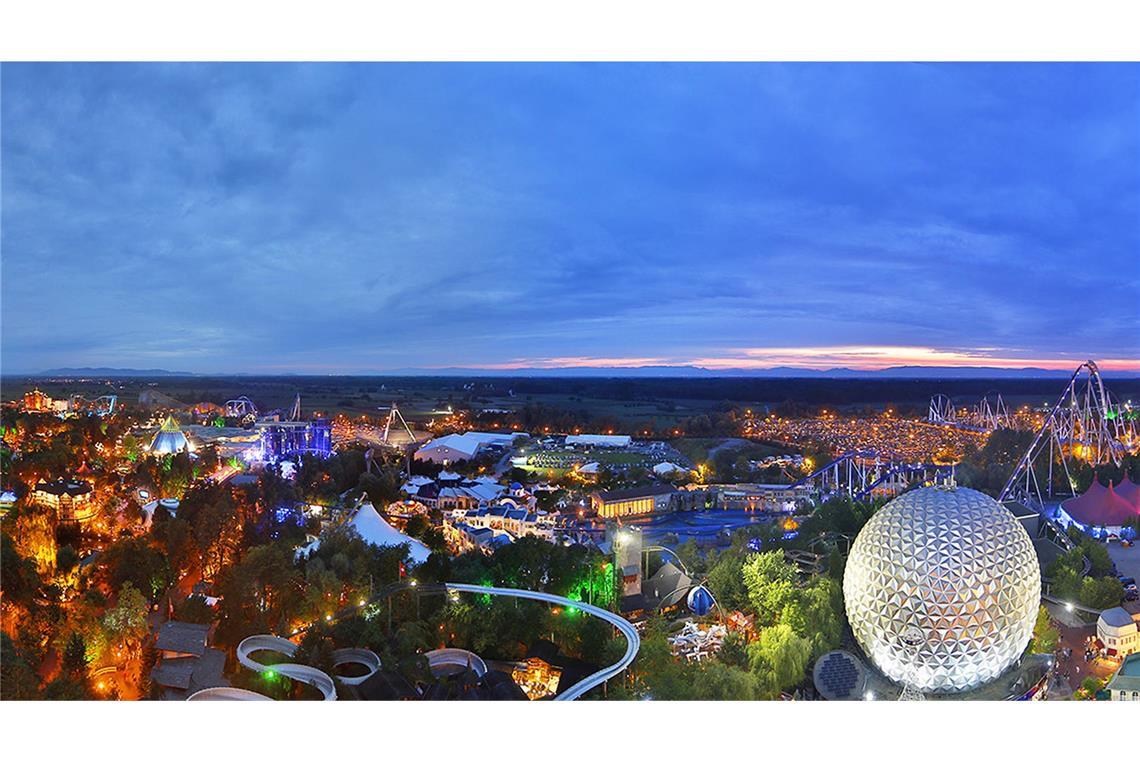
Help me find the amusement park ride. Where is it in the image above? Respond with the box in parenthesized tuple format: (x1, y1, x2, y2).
(928, 392, 1015, 432)
(793, 450, 955, 502)
(380, 401, 416, 447)
(998, 360, 1138, 507)
(788, 361, 1136, 507)
(223, 395, 258, 421)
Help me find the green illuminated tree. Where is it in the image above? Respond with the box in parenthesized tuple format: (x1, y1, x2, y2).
(1028, 605, 1059, 654)
(747, 623, 812, 698)
(741, 551, 800, 626)
(102, 582, 150, 656)
(62, 632, 90, 678)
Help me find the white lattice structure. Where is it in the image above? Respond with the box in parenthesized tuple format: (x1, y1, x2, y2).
(843, 486, 1040, 693)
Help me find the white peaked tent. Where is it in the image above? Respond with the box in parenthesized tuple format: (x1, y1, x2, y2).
(298, 502, 431, 564)
(349, 502, 431, 564)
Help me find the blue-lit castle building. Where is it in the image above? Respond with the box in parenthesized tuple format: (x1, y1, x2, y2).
(247, 394, 333, 462)
(256, 417, 332, 461)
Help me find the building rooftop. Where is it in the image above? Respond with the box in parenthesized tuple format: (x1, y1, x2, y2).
(596, 483, 676, 501)
(35, 478, 93, 497)
(1107, 653, 1140, 693)
(155, 621, 210, 656)
(1099, 606, 1136, 630)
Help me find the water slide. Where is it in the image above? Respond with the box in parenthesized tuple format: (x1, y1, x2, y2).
(442, 583, 640, 701)
(187, 582, 639, 701)
(425, 647, 488, 678)
(236, 635, 339, 701)
(186, 635, 382, 701)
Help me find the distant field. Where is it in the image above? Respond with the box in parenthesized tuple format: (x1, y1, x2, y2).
(671, 437, 791, 464)
(6, 375, 1135, 428)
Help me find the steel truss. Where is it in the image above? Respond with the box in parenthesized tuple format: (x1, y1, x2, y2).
(795, 450, 955, 502)
(999, 360, 1137, 507)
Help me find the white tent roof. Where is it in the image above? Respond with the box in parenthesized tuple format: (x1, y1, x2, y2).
(349, 502, 431, 564)
(299, 502, 431, 564)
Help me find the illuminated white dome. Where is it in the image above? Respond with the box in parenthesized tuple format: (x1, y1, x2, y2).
(843, 486, 1040, 694)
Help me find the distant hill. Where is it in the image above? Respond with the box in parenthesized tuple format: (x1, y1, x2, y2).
(17, 364, 1138, 379)
(36, 367, 196, 377)
(381, 364, 1140, 379)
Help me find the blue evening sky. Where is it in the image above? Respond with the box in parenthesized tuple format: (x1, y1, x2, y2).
(2, 63, 1138, 373)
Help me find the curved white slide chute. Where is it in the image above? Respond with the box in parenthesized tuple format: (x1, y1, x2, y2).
(186, 583, 639, 701)
(425, 647, 488, 678)
(332, 647, 383, 686)
(236, 635, 340, 701)
(186, 686, 273, 701)
(443, 583, 640, 701)
(187, 635, 382, 700)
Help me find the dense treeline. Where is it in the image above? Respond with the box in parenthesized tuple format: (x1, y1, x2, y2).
(13, 375, 1136, 412)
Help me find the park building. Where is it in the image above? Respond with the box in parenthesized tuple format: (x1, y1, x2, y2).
(441, 520, 514, 554)
(17, 386, 71, 415)
(148, 415, 191, 455)
(591, 483, 677, 519)
(712, 482, 812, 512)
(1056, 478, 1140, 538)
(414, 431, 526, 465)
(150, 621, 228, 700)
(32, 477, 97, 523)
(255, 417, 332, 461)
(404, 473, 507, 510)
(1106, 653, 1140, 701)
(565, 433, 632, 448)
(1096, 606, 1140, 660)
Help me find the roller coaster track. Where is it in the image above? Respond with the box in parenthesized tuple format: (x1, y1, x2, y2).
(791, 450, 953, 501)
(1000, 360, 1138, 507)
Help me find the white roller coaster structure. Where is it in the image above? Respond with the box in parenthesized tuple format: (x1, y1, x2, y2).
(793, 450, 954, 501)
(928, 391, 1012, 432)
(1000, 360, 1138, 506)
(68, 394, 118, 416)
(224, 396, 259, 419)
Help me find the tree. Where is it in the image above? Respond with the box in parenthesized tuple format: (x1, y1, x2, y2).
(717, 631, 750, 669)
(99, 537, 169, 599)
(747, 623, 812, 698)
(0, 632, 42, 699)
(215, 543, 303, 648)
(103, 582, 150, 660)
(688, 660, 759, 700)
(1049, 563, 1082, 601)
(1028, 606, 1059, 655)
(741, 551, 800, 626)
(1076, 676, 1104, 700)
(12, 499, 57, 575)
(62, 632, 90, 678)
(173, 594, 215, 625)
(780, 576, 844, 658)
(1078, 576, 1125, 610)
(706, 551, 749, 611)
(0, 530, 43, 608)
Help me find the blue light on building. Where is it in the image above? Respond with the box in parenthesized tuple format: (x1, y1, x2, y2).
(258, 418, 332, 461)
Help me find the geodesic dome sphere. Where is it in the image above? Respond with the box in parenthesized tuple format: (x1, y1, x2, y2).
(843, 486, 1040, 694)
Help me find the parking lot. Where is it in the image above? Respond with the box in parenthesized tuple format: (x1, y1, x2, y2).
(1107, 541, 1140, 596)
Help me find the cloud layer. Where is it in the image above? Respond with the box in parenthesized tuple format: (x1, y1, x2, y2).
(2, 63, 1138, 373)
